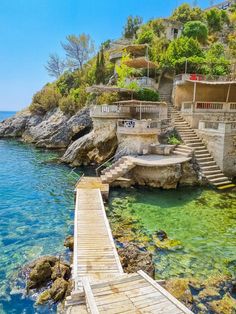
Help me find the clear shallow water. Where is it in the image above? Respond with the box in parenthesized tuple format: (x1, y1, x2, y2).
(0, 136, 78, 313)
(109, 187, 236, 280)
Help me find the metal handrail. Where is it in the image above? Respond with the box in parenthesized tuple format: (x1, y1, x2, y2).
(95, 147, 127, 176)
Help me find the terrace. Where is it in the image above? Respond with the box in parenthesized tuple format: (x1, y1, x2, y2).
(90, 100, 168, 120)
(117, 119, 161, 135)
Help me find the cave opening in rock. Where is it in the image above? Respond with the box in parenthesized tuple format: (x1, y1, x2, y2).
(71, 126, 92, 142)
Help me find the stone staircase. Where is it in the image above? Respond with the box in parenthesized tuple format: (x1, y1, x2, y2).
(173, 109, 235, 190)
(101, 157, 135, 184)
(173, 145, 193, 157)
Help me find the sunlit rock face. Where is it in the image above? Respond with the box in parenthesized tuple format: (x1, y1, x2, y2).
(0, 108, 92, 149)
(130, 162, 199, 189)
(61, 119, 118, 166)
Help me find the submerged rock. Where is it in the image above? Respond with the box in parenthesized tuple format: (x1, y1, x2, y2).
(64, 235, 74, 251)
(155, 230, 168, 241)
(25, 255, 71, 305)
(118, 243, 155, 278)
(27, 259, 54, 289)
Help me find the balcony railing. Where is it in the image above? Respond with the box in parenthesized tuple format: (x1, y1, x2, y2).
(175, 73, 236, 83)
(125, 76, 157, 89)
(117, 119, 161, 135)
(199, 120, 236, 133)
(90, 105, 131, 118)
(181, 101, 236, 113)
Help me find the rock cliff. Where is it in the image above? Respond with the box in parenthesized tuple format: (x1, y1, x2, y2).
(0, 108, 92, 149)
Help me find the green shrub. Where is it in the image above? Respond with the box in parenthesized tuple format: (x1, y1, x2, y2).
(168, 135, 181, 145)
(59, 95, 79, 115)
(29, 85, 61, 114)
(97, 92, 119, 105)
(136, 88, 160, 101)
(59, 85, 88, 115)
(183, 21, 208, 44)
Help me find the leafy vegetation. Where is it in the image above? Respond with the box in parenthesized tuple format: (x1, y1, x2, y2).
(136, 88, 160, 101)
(168, 135, 181, 145)
(29, 85, 61, 114)
(34, 2, 235, 115)
(123, 16, 143, 39)
(183, 21, 208, 44)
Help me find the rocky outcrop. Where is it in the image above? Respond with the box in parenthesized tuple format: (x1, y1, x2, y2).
(0, 108, 92, 149)
(118, 243, 155, 278)
(61, 121, 118, 166)
(22, 108, 92, 148)
(130, 162, 199, 189)
(24, 256, 71, 305)
(0, 110, 32, 137)
(164, 275, 236, 314)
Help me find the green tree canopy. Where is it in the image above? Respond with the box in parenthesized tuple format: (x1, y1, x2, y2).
(183, 21, 208, 43)
(163, 36, 204, 73)
(171, 3, 205, 23)
(123, 16, 143, 39)
(205, 8, 223, 33)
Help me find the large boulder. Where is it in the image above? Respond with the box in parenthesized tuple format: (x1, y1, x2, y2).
(118, 243, 155, 278)
(49, 278, 69, 302)
(0, 110, 32, 137)
(28, 260, 52, 289)
(61, 121, 118, 166)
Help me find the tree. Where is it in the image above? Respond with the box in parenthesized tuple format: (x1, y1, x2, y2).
(183, 21, 208, 43)
(123, 16, 143, 39)
(205, 8, 222, 33)
(45, 54, 65, 78)
(171, 3, 205, 23)
(62, 34, 94, 70)
(95, 48, 106, 84)
(136, 25, 155, 44)
(163, 36, 204, 73)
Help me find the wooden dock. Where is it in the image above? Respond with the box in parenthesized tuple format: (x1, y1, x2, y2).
(73, 183, 123, 287)
(66, 176, 193, 314)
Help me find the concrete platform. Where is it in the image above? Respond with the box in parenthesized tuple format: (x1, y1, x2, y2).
(128, 154, 191, 167)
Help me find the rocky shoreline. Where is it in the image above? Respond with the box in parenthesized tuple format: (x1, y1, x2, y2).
(0, 108, 202, 188)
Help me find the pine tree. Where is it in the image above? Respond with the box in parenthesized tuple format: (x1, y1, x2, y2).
(100, 47, 106, 84)
(95, 52, 100, 84)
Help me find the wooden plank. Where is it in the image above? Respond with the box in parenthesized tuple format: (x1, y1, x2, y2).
(81, 277, 99, 314)
(138, 270, 193, 314)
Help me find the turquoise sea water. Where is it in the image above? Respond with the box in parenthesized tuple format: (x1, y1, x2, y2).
(0, 111, 236, 312)
(0, 112, 77, 313)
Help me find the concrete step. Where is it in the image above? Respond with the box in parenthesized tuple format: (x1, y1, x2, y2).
(206, 173, 227, 179)
(175, 147, 192, 153)
(173, 151, 190, 157)
(195, 151, 210, 156)
(201, 165, 220, 171)
(187, 143, 205, 148)
(197, 156, 214, 162)
(209, 176, 230, 183)
(213, 180, 232, 186)
(202, 169, 222, 175)
(177, 145, 192, 150)
(184, 139, 202, 143)
(199, 161, 216, 166)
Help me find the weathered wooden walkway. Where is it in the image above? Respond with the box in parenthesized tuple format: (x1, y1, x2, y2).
(66, 176, 193, 314)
